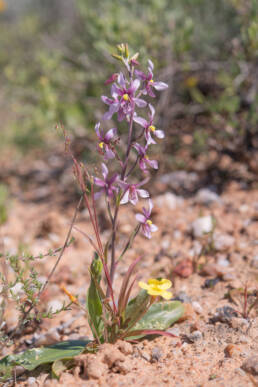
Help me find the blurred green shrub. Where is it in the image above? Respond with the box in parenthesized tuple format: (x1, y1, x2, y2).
(0, 0, 257, 168)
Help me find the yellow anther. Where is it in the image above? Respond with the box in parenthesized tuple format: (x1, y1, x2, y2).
(123, 93, 129, 101)
(150, 79, 154, 83)
(99, 142, 104, 149)
(146, 219, 153, 225)
(149, 125, 156, 132)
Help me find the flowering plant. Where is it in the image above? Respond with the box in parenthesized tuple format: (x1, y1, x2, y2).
(64, 44, 184, 344)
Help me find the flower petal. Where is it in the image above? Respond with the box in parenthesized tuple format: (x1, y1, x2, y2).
(148, 59, 154, 71)
(94, 177, 105, 187)
(155, 130, 165, 139)
(101, 163, 109, 179)
(131, 78, 140, 92)
(120, 190, 129, 204)
(161, 291, 172, 300)
(105, 127, 117, 142)
(153, 81, 168, 91)
(95, 122, 101, 137)
(103, 148, 115, 160)
(147, 159, 158, 169)
(135, 213, 146, 223)
(147, 288, 162, 296)
(133, 116, 148, 128)
(138, 281, 150, 290)
(138, 189, 149, 199)
(150, 223, 158, 233)
(134, 98, 147, 108)
(101, 96, 113, 105)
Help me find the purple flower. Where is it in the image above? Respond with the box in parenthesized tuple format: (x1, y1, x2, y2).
(94, 163, 119, 199)
(95, 123, 117, 160)
(135, 59, 168, 98)
(136, 200, 158, 239)
(134, 104, 165, 145)
(118, 179, 149, 205)
(102, 73, 146, 121)
(134, 143, 158, 173)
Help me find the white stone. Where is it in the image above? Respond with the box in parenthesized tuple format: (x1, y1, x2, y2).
(213, 232, 235, 251)
(195, 188, 220, 205)
(192, 301, 203, 314)
(155, 192, 180, 210)
(192, 216, 213, 238)
(47, 299, 63, 313)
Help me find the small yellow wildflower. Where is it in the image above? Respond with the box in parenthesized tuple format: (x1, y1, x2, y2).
(123, 93, 129, 101)
(60, 285, 78, 304)
(139, 278, 172, 300)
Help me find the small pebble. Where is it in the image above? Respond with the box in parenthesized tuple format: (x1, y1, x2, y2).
(231, 317, 249, 330)
(27, 377, 37, 386)
(242, 356, 258, 375)
(151, 346, 163, 362)
(192, 301, 203, 314)
(213, 233, 235, 251)
(222, 273, 236, 281)
(210, 306, 238, 324)
(192, 216, 213, 238)
(235, 367, 246, 377)
(217, 258, 230, 267)
(140, 351, 151, 362)
(202, 277, 221, 289)
(250, 255, 258, 269)
(174, 291, 192, 303)
(225, 344, 241, 358)
(155, 192, 179, 210)
(195, 188, 220, 205)
(187, 330, 202, 342)
(238, 335, 249, 344)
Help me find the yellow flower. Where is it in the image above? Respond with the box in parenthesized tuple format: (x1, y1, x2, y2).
(138, 278, 172, 300)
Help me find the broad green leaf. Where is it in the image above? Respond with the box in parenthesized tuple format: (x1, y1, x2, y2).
(86, 254, 104, 339)
(0, 340, 90, 382)
(130, 301, 184, 338)
(124, 289, 150, 329)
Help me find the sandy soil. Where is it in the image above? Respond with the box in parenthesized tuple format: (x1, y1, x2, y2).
(0, 166, 258, 386)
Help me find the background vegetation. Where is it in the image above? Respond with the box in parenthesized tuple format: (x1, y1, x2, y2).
(0, 0, 257, 173)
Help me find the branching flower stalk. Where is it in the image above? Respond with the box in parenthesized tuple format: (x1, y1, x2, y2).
(66, 44, 183, 343)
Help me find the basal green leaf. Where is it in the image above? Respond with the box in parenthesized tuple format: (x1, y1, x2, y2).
(134, 301, 184, 331)
(0, 340, 90, 382)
